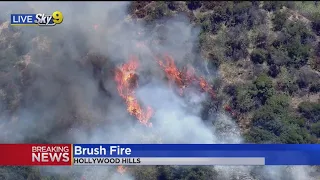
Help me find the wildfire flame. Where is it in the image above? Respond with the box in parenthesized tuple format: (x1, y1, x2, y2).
(114, 55, 153, 127)
(112, 53, 233, 175)
(155, 54, 215, 98)
(198, 77, 216, 98)
(117, 165, 127, 174)
(156, 54, 185, 90)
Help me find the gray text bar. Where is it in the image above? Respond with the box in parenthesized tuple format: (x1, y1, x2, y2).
(73, 157, 265, 166)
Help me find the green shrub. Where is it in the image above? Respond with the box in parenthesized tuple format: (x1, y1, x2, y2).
(276, 68, 299, 95)
(272, 21, 315, 68)
(210, 5, 228, 23)
(245, 127, 280, 143)
(254, 74, 274, 104)
(279, 124, 315, 144)
(268, 48, 291, 66)
(252, 105, 285, 136)
(225, 27, 249, 60)
(272, 10, 289, 31)
(298, 102, 320, 123)
(247, 92, 318, 144)
(200, 18, 211, 33)
(235, 85, 257, 112)
(311, 122, 320, 137)
(146, 2, 170, 21)
(286, 38, 310, 68)
(266, 94, 290, 111)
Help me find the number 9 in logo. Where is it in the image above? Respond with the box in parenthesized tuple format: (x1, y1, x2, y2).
(52, 11, 63, 24)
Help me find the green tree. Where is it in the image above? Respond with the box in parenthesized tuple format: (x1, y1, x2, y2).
(235, 85, 257, 112)
(271, 21, 315, 68)
(298, 102, 320, 123)
(286, 38, 310, 68)
(276, 68, 299, 95)
(266, 94, 289, 112)
(247, 93, 316, 144)
(254, 74, 274, 104)
(272, 10, 289, 31)
(146, 2, 171, 21)
(245, 127, 280, 143)
(279, 125, 313, 144)
(252, 106, 284, 136)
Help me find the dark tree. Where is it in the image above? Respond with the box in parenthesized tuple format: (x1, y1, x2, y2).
(316, 42, 320, 57)
(268, 64, 281, 78)
(311, 13, 320, 36)
(251, 49, 268, 64)
(309, 82, 320, 93)
(186, 1, 202, 10)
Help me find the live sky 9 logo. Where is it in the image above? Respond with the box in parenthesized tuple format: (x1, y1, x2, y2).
(34, 11, 63, 26)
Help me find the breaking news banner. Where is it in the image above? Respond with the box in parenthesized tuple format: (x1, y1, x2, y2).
(0, 144, 71, 166)
(1, 144, 320, 166)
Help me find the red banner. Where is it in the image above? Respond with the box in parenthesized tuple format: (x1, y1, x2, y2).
(0, 144, 72, 166)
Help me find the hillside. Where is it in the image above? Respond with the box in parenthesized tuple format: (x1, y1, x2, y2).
(0, 1, 320, 180)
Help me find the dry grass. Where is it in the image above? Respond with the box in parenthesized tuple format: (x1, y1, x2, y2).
(291, 93, 320, 109)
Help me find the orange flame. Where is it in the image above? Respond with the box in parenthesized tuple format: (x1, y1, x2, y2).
(117, 165, 127, 174)
(155, 54, 186, 95)
(155, 54, 215, 98)
(198, 76, 215, 98)
(114, 56, 153, 127)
